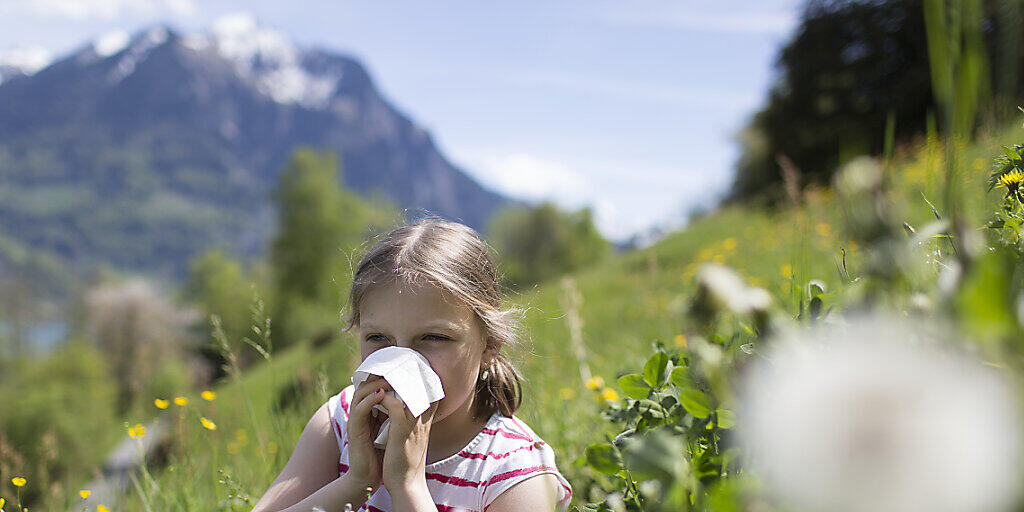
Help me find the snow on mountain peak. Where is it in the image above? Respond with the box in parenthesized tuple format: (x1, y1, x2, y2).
(202, 12, 340, 109)
(0, 45, 53, 74)
(94, 30, 130, 57)
(106, 27, 169, 84)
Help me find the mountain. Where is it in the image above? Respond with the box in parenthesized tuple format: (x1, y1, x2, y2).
(0, 15, 516, 288)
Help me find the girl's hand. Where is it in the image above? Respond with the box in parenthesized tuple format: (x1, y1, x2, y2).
(377, 392, 439, 494)
(346, 375, 390, 493)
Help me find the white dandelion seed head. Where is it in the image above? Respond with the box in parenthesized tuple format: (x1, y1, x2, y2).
(736, 314, 1022, 512)
(695, 263, 772, 314)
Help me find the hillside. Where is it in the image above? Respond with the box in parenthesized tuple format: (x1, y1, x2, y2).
(91, 123, 1017, 511)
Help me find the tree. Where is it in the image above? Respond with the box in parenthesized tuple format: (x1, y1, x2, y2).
(268, 148, 398, 348)
(486, 202, 611, 288)
(727, 0, 1018, 204)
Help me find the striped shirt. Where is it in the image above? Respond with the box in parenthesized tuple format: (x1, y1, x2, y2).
(325, 385, 573, 511)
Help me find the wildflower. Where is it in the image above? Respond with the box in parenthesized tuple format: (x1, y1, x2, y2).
(11, 477, 25, 487)
(558, 388, 577, 400)
(737, 315, 1021, 512)
(674, 334, 687, 348)
(201, 390, 216, 401)
(585, 376, 604, 390)
(174, 396, 187, 406)
(1, 497, 5, 508)
(200, 417, 217, 431)
(598, 388, 619, 403)
(98, 506, 109, 512)
(780, 263, 793, 277)
(127, 424, 146, 439)
(695, 264, 772, 315)
(154, 399, 169, 409)
(80, 490, 91, 499)
(722, 238, 737, 251)
(994, 169, 1024, 195)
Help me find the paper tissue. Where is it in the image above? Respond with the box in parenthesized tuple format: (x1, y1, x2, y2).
(351, 346, 446, 449)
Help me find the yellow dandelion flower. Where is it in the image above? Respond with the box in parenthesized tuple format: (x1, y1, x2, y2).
(585, 376, 604, 390)
(558, 387, 577, 400)
(127, 424, 146, 439)
(722, 238, 737, 251)
(80, 490, 91, 499)
(996, 169, 1024, 192)
(11, 477, 26, 487)
(780, 263, 793, 277)
(200, 417, 217, 431)
(174, 396, 187, 406)
(98, 505, 109, 512)
(599, 388, 619, 403)
(201, 390, 216, 401)
(154, 399, 169, 409)
(0, 497, 5, 508)
(674, 334, 687, 348)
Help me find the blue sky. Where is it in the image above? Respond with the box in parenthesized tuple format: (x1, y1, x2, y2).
(0, 0, 802, 243)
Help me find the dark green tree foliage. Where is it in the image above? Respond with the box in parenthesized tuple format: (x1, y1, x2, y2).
(728, 0, 1020, 203)
(184, 248, 256, 378)
(486, 202, 610, 288)
(268, 149, 398, 348)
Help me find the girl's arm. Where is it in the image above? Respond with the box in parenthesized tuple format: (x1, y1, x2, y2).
(484, 474, 560, 512)
(250, 402, 374, 512)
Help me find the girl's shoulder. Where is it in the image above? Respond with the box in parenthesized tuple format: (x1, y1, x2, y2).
(324, 385, 356, 454)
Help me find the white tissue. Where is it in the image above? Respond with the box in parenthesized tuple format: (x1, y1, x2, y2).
(351, 346, 445, 449)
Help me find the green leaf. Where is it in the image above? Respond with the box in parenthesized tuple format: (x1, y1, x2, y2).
(643, 351, 669, 387)
(584, 443, 622, 475)
(715, 409, 736, 429)
(637, 398, 669, 419)
(669, 366, 693, 388)
(678, 388, 713, 418)
(621, 427, 686, 483)
(618, 374, 651, 400)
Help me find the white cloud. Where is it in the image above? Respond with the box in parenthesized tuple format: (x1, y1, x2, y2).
(455, 150, 592, 204)
(506, 68, 759, 112)
(0, 0, 197, 21)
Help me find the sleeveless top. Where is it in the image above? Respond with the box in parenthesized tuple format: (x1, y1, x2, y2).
(325, 385, 573, 511)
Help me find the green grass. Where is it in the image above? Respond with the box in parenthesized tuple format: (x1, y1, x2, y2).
(96, 124, 1020, 510)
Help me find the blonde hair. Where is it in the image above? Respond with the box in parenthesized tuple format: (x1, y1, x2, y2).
(341, 217, 526, 419)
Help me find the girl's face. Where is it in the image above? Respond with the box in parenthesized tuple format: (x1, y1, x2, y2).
(357, 278, 493, 426)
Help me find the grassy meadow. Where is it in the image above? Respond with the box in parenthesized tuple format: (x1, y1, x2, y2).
(5, 121, 1022, 511)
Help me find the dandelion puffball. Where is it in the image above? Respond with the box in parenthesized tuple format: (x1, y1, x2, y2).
(736, 315, 1022, 512)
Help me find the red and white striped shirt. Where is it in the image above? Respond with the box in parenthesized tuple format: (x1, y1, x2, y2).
(325, 385, 573, 512)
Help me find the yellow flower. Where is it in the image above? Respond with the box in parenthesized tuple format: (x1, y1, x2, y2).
(174, 396, 188, 406)
(200, 417, 217, 431)
(80, 490, 91, 499)
(996, 169, 1024, 192)
(599, 388, 619, 403)
(585, 376, 604, 390)
(11, 477, 26, 487)
(0, 497, 5, 508)
(558, 388, 577, 400)
(722, 238, 737, 251)
(201, 390, 216, 401)
(154, 399, 169, 409)
(127, 424, 146, 439)
(780, 263, 793, 277)
(674, 334, 687, 348)
(98, 505, 109, 512)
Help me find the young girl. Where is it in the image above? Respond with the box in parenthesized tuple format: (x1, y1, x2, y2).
(252, 219, 573, 512)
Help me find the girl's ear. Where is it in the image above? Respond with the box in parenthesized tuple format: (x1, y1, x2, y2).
(483, 335, 502, 364)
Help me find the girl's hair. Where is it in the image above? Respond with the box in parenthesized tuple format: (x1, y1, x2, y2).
(341, 217, 526, 419)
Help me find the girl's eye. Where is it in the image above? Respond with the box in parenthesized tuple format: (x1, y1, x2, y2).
(365, 334, 450, 342)
(425, 334, 451, 341)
